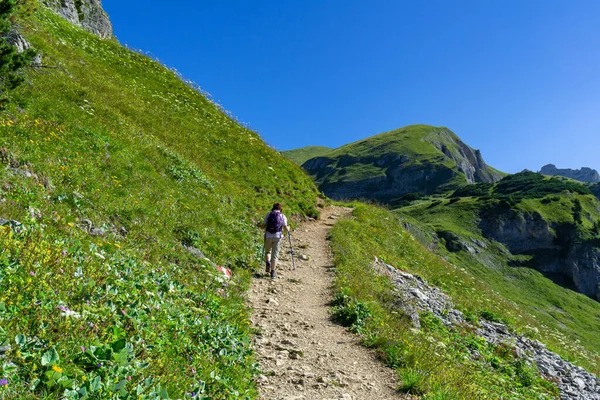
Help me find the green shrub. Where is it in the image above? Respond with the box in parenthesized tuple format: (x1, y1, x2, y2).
(514, 360, 537, 387)
(331, 290, 373, 334)
(398, 367, 427, 394)
(479, 310, 507, 325)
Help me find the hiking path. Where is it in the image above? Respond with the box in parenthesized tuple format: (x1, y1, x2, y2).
(248, 206, 404, 400)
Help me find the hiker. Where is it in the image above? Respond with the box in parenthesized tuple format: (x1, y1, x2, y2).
(263, 202, 290, 279)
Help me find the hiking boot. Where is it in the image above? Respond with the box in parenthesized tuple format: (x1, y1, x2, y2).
(270, 269, 277, 280)
(265, 261, 271, 274)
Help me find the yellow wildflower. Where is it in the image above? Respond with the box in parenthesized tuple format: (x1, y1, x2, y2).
(52, 365, 63, 373)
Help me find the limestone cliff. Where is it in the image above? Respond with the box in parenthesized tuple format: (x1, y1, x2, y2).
(41, 0, 113, 39)
(479, 206, 600, 301)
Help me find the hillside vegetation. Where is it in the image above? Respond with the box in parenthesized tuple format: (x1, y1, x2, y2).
(301, 125, 504, 203)
(331, 203, 600, 399)
(0, 3, 319, 399)
(399, 173, 600, 361)
(281, 146, 331, 165)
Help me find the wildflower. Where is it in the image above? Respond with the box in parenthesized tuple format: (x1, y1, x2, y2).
(52, 365, 63, 373)
(29, 271, 35, 276)
(0, 378, 7, 386)
(81, 346, 86, 353)
(121, 309, 126, 316)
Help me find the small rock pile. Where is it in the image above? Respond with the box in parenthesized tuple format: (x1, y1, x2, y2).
(372, 261, 600, 400)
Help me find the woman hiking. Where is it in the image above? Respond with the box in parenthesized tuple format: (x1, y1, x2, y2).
(263, 202, 290, 279)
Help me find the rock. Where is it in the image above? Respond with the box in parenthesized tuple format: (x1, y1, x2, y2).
(267, 297, 279, 306)
(41, 0, 113, 39)
(409, 288, 429, 302)
(299, 254, 310, 261)
(573, 377, 586, 390)
(183, 245, 216, 267)
(7, 167, 36, 179)
(6, 31, 42, 66)
(288, 349, 303, 359)
(371, 259, 600, 400)
(0, 219, 21, 228)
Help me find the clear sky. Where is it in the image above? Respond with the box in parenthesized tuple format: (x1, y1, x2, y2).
(102, 0, 600, 173)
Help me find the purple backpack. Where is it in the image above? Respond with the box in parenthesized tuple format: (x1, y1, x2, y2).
(266, 212, 284, 234)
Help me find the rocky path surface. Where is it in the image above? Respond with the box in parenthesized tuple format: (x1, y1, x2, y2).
(248, 206, 403, 400)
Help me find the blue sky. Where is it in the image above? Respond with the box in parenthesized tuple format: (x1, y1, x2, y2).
(103, 0, 600, 173)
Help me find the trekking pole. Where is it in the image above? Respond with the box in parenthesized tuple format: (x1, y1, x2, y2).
(288, 231, 296, 270)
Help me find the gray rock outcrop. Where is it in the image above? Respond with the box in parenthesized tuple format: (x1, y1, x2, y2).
(424, 129, 503, 184)
(372, 260, 600, 399)
(540, 164, 600, 183)
(41, 0, 113, 39)
(5, 30, 42, 66)
(479, 207, 600, 301)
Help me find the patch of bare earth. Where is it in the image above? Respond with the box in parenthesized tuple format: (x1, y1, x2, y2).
(248, 206, 404, 400)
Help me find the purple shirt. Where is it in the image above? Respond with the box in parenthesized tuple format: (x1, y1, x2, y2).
(264, 210, 288, 239)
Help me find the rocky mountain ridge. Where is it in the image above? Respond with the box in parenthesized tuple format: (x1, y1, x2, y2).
(540, 164, 600, 183)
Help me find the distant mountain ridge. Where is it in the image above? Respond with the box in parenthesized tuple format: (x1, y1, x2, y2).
(299, 125, 504, 202)
(540, 163, 600, 183)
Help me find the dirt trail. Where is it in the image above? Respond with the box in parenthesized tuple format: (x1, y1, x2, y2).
(248, 206, 403, 400)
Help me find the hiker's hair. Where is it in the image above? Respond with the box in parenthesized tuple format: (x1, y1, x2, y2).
(272, 202, 282, 211)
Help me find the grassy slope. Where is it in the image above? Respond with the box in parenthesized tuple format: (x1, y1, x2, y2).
(399, 186, 600, 370)
(281, 146, 332, 165)
(307, 125, 469, 189)
(0, 4, 319, 399)
(331, 204, 564, 399)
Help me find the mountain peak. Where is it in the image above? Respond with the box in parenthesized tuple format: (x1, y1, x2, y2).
(301, 125, 504, 202)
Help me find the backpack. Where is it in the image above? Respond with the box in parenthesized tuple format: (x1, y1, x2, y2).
(266, 211, 284, 234)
